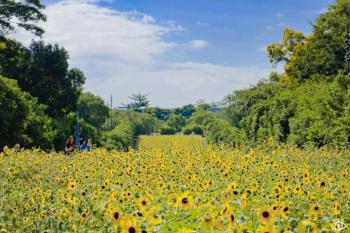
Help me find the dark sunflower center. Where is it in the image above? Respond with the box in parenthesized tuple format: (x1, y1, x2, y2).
(320, 182, 325, 187)
(142, 200, 147, 206)
(113, 212, 119, 220)
(314, 206, 319, 211)
(129, 227, 136, 233)
(283, 207, 289, 212)
(262, 211, 270, 218)
(182, 198, 188, 204)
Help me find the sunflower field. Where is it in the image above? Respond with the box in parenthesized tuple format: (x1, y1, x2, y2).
(0, 135, 349, 233)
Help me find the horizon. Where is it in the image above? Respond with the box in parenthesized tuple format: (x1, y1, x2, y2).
(12, 0, 333, 108)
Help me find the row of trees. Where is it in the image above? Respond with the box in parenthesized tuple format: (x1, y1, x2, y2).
(0, 0, 89, 150)
(3, 0, 350, 150)
(221, 0, 350, 148)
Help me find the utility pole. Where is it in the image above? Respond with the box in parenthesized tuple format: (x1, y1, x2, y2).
(346, 24, 350, 74)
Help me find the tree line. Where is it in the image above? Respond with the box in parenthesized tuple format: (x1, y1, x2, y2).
(2, 0, 350, 150)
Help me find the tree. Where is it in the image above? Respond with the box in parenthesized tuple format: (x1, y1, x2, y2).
(0, 40, 86, 118)
(267, 28, 305, 64)
(167, 113, 186, 132)
(126, 93, 150, 112)
(78, 92, 109, 129)
(268, 0, 350, 82)
(0, 76, 53, 149)
(102, 123, 135, 151)
(0, 0, 46, 36)
(174, 104, 196, 118)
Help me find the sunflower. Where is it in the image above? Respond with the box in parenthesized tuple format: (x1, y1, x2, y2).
(280, 204, 291, 219)
(121, 217, 140, 233)
(145, 209, 163, 226)
(309, 203, 323, 218)
(227, 181, 238, 191)
(297, 220, 318, 233)
(110, 208, 122, 226)
(257, 207, 274, 225)
(60, 207, 70, 218)
(81, 210, 89, 222)
(67, 180, 77, 191)
(256, 224, 277, 233)
(332, 201, 341, 216)
(175, 192, 193, 209)
(136, 196, 151, 211)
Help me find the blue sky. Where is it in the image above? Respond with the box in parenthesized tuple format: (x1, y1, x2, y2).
(109, 0, 332, 66)
(18, 0, 334, 107)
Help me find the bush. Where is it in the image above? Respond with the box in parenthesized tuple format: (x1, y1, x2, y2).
(160, 126, 176, 135)
(102, 123, 135, 151)
(0, 76, 53, 149)
(183, 125, 203, 136)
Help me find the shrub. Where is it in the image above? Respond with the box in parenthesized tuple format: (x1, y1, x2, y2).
(160, 126, 176, 135)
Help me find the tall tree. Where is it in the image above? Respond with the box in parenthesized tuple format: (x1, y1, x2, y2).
(0, 76, 53, 149)
(268, 0, 350, 82)
(0, 0, 46, 36)
(78, 92, 109, 129)
(0, 40, 86, 118)
(126, 93, 150, 112)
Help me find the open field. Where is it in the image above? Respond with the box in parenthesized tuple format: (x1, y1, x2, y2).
(0, 136, 349, 232)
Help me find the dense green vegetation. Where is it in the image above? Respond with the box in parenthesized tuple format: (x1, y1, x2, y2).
(1, 0, 350, 151)
(222, 0, 350, 148)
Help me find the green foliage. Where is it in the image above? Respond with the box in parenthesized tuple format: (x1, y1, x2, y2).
(174, 104, 196, 118)
(78, 92, 109, 129)
(147, 107, 172, 121)
(51, 113, 76, 150)
(167, 113, 186, 132)
(125, 93, 150, 112)
(102, 123, 134, 151)
(220, 0, 350, 149)
(79, 120, 101, 146)
(0, 76, 53, 149)
(160, 126, 176, 135)
(101, 109, 163, 150)
(0, 38, 85, 118)
(109, 110, 161, 135)
(183, 125, 203, 136)
(226, 74, 350, 148)
(268, 0, 350, 82)
(189, 110, 246, 146)
(0, 0, 46, 36)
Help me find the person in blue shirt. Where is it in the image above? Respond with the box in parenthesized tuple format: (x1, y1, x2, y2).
(80, 138, 90, 151)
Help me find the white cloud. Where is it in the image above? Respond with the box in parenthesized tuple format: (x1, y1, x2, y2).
(12, 0, 270, 107)
(189, 40, 207, 49)
(85, 62, 271, 107)
(14, 0, 179, 64)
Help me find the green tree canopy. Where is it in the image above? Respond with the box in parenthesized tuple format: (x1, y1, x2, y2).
(0, 76, 53, 149)
(167, 113, 186, 132)
(0, 39, 86, 118)
(126, 93, 150, 112)
(268, 0, 350, 82)
(0, 0, 46, 36)
(78, 92, 109, 129)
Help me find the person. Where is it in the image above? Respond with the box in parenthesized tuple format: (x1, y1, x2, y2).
(65, 135, 78, 154)
(80, 138, 90, 151)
